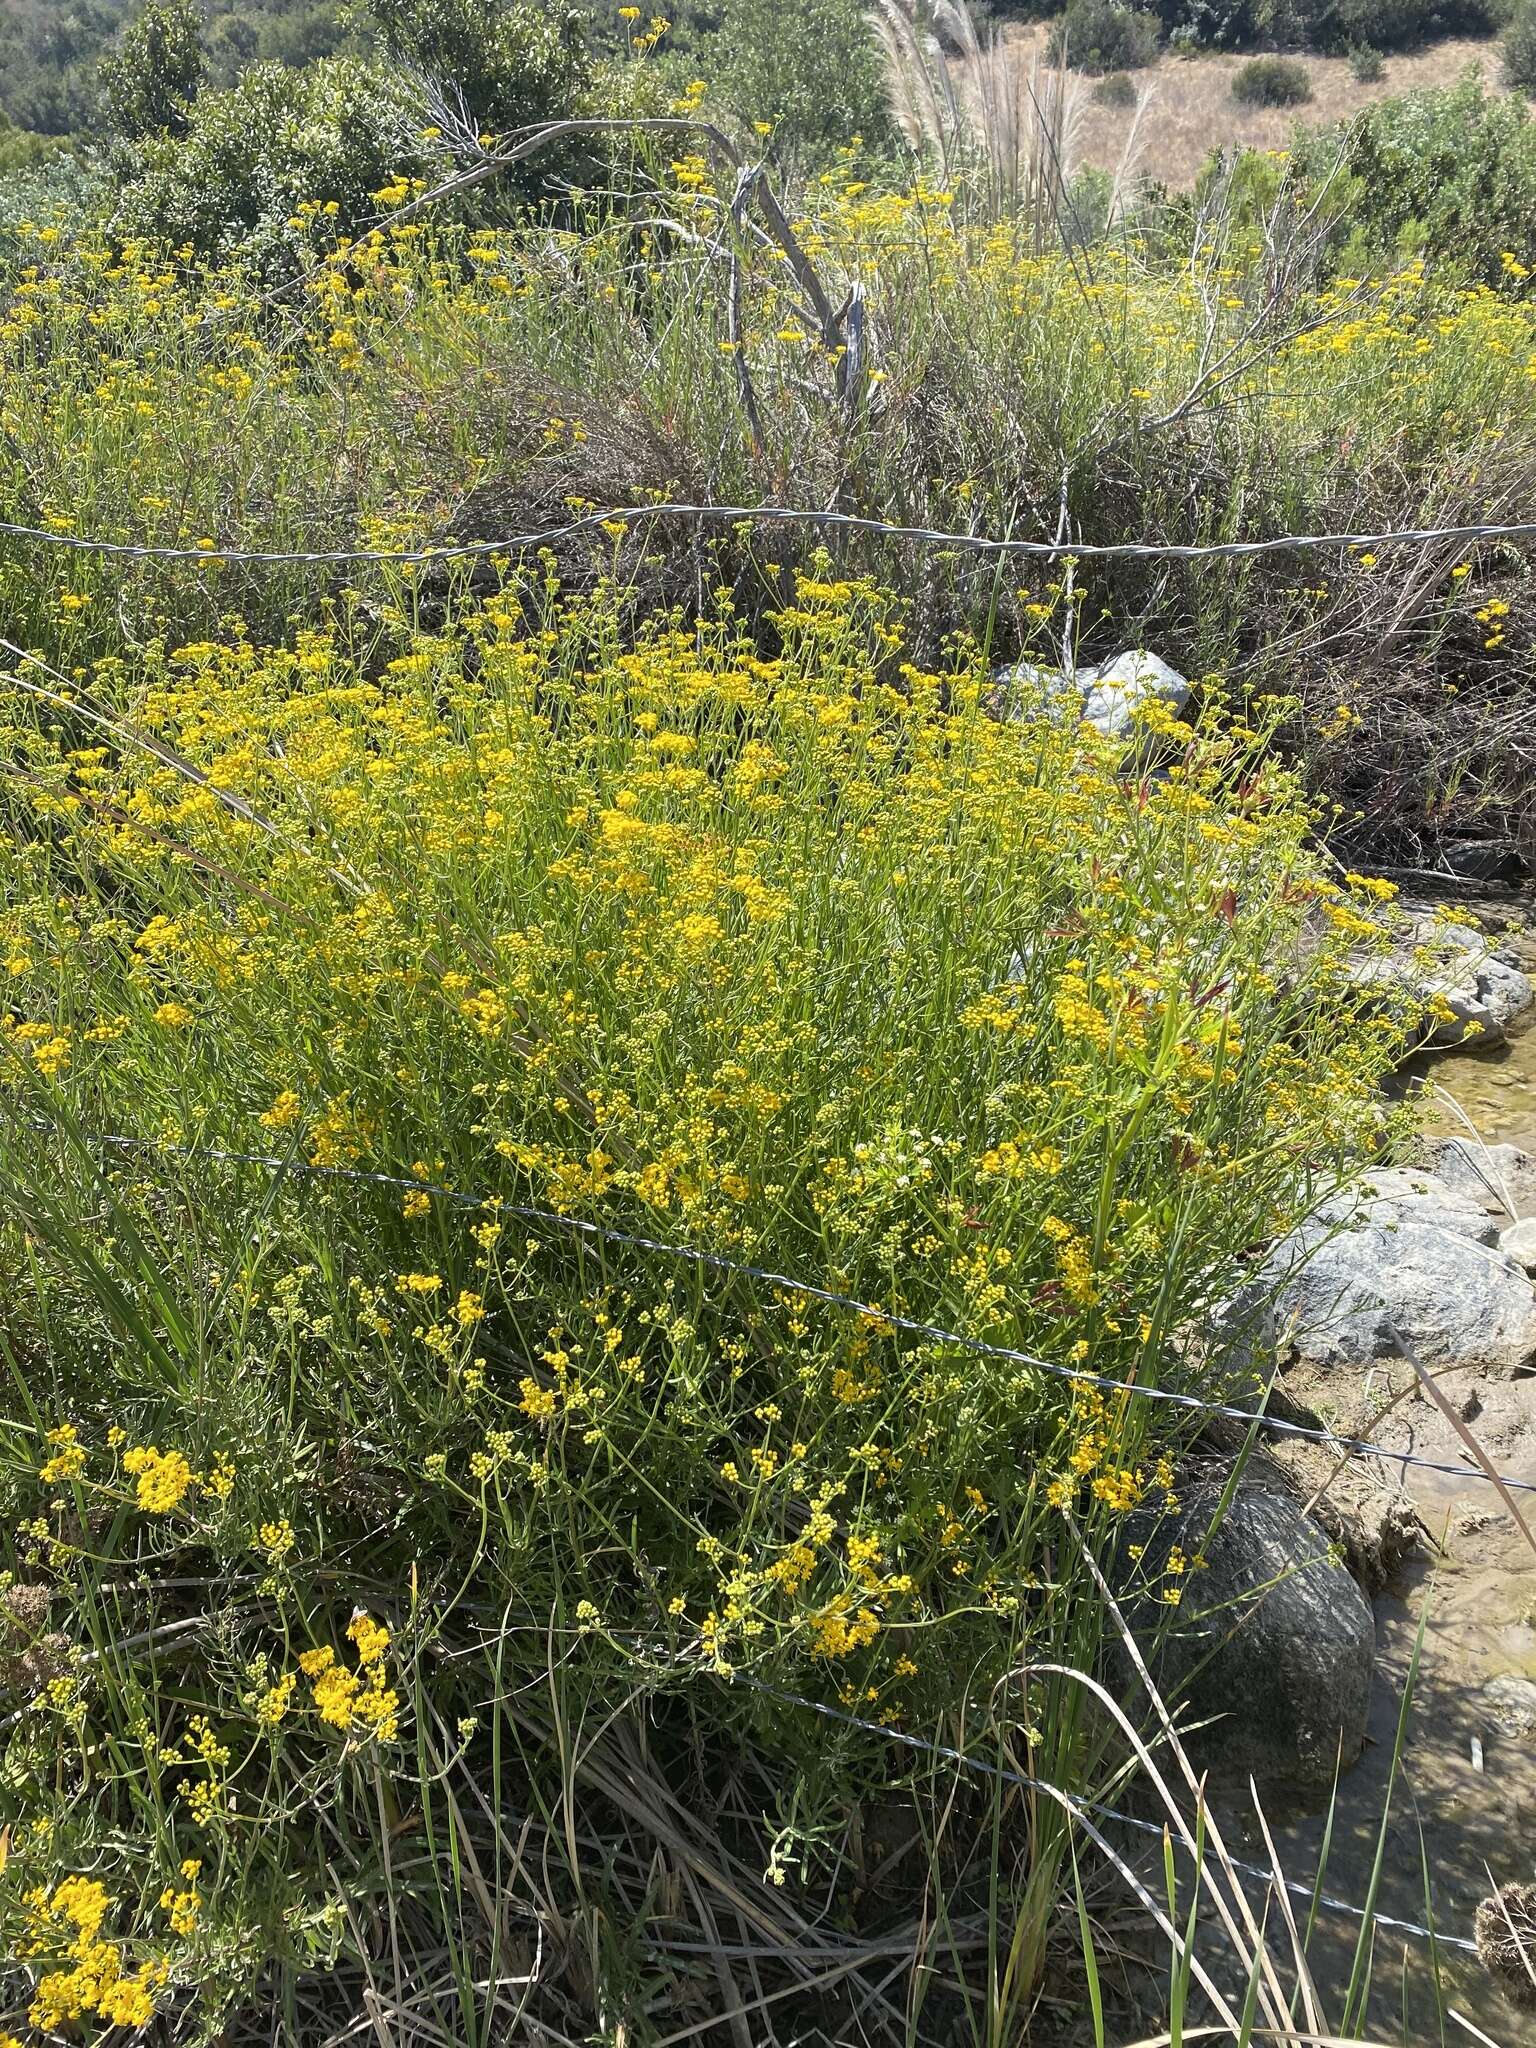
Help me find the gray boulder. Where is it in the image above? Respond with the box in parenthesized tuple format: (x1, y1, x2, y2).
(1247, 1167, 1536, 1379)
(1344, 907, 1534, 1049)
(993, 647, 1189, 741)
(1125, 1486, 1375, 1787)
(1504, 1219, 1536, 1272)
(1080, 648, 1191, 739)
(1416, 1137, 1536, 1222)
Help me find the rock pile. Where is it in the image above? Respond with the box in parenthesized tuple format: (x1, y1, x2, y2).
(993, 648, 1190, 739)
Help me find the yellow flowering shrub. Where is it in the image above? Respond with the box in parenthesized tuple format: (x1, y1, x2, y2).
(0, 568, 1409, 2035)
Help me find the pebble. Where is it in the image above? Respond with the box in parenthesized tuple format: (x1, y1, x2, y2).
(1482, 1674, 1536, 1737)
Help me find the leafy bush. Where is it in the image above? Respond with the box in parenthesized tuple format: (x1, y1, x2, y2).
(1231, 54, 1313, 103)
(1287, 74, 1536, 285)
(0, 566, 1403, 2036)
(709, 0, 900, 165)
(1092, 66, 1141, 103)
(239, 0, 361, 70)
(1348, 40, 1385, 80)
(1048, 0, 1160, 72)
(1505, 0, 1536, 90)
(97, 0, 204, 143)
(109, 57, 427, 275)
(1062, 161, 1117, 241)
(362, 0, 588, 149)
(102, 0, 592, 276)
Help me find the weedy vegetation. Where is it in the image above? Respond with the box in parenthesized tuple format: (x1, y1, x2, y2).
(0, 0, 1530, 2041)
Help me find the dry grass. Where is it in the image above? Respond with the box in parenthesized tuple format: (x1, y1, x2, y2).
(961, 26, 1510, 188)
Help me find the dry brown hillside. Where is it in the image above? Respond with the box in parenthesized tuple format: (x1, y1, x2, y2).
(970, 25, 1510, 187)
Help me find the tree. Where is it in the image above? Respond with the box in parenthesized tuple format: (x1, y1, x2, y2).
(710, 0, 898, 169)
(97, 0, 204, 142)
(110, 55, 423, 276)
(362, 0, 588, 154)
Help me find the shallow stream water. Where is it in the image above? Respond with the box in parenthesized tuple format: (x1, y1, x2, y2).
(1416, 1024, 1536, 1155)
(1228, 1002, 1536, 2040)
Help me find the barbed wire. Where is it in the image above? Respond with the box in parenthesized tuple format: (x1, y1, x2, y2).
(47, 1122, 1536, 1502)
(2, 502, 1536, 571)
(14, 1116, 1504, 1959)
(442, 1614, 1479, 1956)
(731, 1672, 1480, 1957)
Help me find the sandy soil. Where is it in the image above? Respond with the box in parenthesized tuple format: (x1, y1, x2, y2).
(972, 25, 1510, 189)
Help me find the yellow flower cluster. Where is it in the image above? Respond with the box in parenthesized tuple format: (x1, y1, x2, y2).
(21, 1876, 168, 2032)
(33, 1425, 236, 1524)
(296, 1613, 400, 1743)
(38, 1424, 85, 1487)
(123, 1444, 196, 1513)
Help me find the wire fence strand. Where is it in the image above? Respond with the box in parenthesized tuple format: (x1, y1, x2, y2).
(5, 502, 1536, 570)
(50, 1122, 1536, 1503)
(730, 1672, 1480, 1957)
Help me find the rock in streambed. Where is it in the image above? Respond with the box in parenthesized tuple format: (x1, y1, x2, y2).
(1122, 1481, 1377, 1788)
(1235, 1166, 1536, 1381)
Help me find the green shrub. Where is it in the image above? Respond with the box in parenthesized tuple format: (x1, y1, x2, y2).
(1092, 66, 1140, 103)
(1062, 160, 1116, 241)
(709, 0, 899, 166)
(0, 569, 1403, 2038)
(1505, 0, 1536, 90)
(97, 0, 205, 144)
(361, 0, 587, 148)
(245, 0, 363, 70)
(1231, 54, 1313, 103)
(109, 57, 428, 276)
(102, 0, 593, 277)
(1348, 40, 1385, 80)
(1048, 0, 1160, 73)
(1286, 74, 1536, 286)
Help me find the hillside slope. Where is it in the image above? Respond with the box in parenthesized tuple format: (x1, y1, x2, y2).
(979, 25, 1512, 186)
